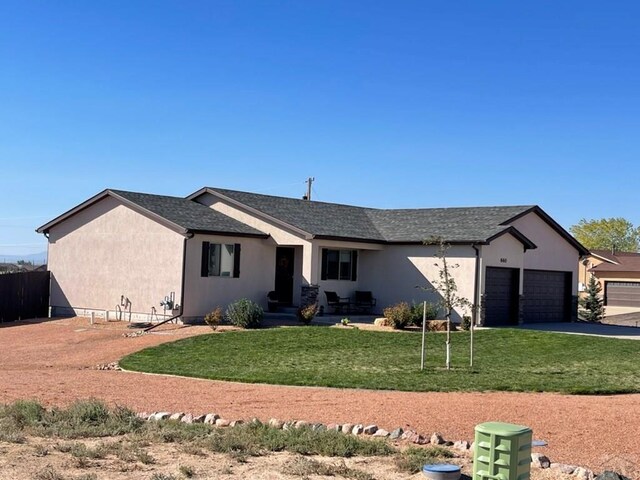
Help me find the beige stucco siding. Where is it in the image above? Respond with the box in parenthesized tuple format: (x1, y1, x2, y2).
(47, 196, 184, 318)
(182, 234, 276, 319)
(358, 244, 476, 319)
(510, 212, 580, 294)
(481, 233, 525, 294)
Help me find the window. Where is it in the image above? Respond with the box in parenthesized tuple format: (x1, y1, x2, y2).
(321, 249, 358, 281)
(201, 242, 241, 278)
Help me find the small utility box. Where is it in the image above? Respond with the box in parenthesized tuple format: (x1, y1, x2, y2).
(472, 422, 532, 480)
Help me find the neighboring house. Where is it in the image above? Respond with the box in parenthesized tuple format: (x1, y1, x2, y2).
(580, 249, 640, 307)
(37, 187, 588, 325)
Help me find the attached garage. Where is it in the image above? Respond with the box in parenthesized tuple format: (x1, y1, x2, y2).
(523, 270, 571, 323)
(604, 281, 640, 307)
(484, 267, 520, 326)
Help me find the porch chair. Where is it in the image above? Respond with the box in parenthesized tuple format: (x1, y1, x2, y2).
(354, 291, 377, 313)
(324, 291, 351, 314)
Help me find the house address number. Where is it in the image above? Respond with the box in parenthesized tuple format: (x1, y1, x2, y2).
(500, 258, 508, 263)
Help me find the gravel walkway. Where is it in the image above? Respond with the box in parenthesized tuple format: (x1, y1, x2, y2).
(1, 317, 638, 474)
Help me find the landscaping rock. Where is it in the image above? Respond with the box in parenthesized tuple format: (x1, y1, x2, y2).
(250, 417, 262, 425)
(294, 420, 309, 429)
(550, 463, 576, 474)
(409, 432, 428, 444)
(594, 472, 631, 480)
(401, 430, 416, 441)
(204, 413, 220, 424)
(215, 418, 230, 427)
(453, 440, 470, 451)
(574, 467, 595, 480)
(311, 423, 326, 432)
(444, 441, 454, 446)
(180, 414, 194, 424)
(152, 412, 171, 421)
(389, 428, 403, 440)
(327, 423, 340, 431)
(268, 418, 284, 429)
(229, 420, 243, 427)
(374, 318, 389, 327)
(146, 412, 158, 420)
(341, 423, 354, 434)
(531, 453, 551, 469)
(192, 415, 206, 423)
(351, 424, 364, 435)
(137, 411, 148, 419)
(169, 412, 184, 421)
(372, 429, 389, 438)
(430, 432, 445, 445)
(363, 425, 378, 435)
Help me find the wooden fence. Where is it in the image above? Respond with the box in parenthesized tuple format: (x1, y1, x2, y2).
(0, 271, 50, 322)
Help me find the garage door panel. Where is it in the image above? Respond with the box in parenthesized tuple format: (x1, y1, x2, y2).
(523, 270, 570, 323)
(605, 282, 640, 307)
(485, 267, 519, 326)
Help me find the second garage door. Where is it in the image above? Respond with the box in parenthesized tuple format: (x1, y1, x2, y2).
(605, 281, 640, 307)
(523, 270, 571, 323)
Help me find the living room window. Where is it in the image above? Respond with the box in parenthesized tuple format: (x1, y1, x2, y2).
(201, 241, 241, 278)
(321, 248, 358, 281)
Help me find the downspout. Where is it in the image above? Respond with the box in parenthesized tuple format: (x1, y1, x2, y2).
(179, 234, 190, 319)
(472, 245, 481, 326)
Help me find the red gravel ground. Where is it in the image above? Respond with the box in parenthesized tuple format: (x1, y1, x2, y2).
(1, 317, 638, 474)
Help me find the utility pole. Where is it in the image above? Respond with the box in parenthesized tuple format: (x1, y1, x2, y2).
(304, 177, 315, 200)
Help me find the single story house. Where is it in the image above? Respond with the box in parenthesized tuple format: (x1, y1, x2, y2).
(37, 187, 588, 325)
(579, 249, 640, 307)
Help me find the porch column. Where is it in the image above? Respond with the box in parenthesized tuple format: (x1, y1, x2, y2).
(302, 241, 320, 285)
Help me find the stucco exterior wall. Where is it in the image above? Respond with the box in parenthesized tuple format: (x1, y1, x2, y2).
(358, 244, 476, 319)
(510, 212, 580, 294)
(47, 196, 184, 319)
(182, 233, 276, 320)
(482, 234, 525, 294)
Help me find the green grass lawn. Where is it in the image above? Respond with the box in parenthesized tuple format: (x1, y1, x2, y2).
(119, 326, 640, 394)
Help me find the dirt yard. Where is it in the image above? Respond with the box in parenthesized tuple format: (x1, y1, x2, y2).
(1, 317, 639, 476)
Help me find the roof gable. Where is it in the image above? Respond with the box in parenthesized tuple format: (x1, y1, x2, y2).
(37, 189, 267, 238)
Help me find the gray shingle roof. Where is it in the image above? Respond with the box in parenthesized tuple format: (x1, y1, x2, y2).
(205, 188, 535, 244)
(110, 190, 265, 237)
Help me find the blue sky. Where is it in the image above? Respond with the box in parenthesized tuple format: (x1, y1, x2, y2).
(2, 1, 639, 255)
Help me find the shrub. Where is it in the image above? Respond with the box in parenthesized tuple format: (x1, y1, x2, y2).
(296, 303, 318, 325)
(204, 307, 223, 330)
(382, 302, 413, 329)
(225, 299, 263, 329)
(461, 315, 471, 331)
(409, 302, 439, 326)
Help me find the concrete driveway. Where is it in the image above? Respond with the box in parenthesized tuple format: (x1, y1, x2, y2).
(518, 321, 640, 339)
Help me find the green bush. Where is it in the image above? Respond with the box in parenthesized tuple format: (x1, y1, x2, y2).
(461, 315, 471, 331)
(225, 299, 263, 329)
(409, 302, 439, 326)
(296, 303, 318, 325)
(382, 302, 413, 329)
(204, 307, 223, 330)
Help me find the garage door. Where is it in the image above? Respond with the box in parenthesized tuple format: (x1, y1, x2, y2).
(484, 267, 519, 326)
(605, 282, 640, 307)
(523, 270, 571, 323)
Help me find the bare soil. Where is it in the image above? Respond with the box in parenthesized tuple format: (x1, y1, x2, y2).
(1, 317, 639, 477)
(0, 436, 575, 480)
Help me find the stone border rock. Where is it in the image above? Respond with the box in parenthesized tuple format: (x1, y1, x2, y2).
(136, 410, 620, 479)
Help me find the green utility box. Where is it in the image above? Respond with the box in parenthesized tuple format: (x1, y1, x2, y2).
(472, 422, 532, 480)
